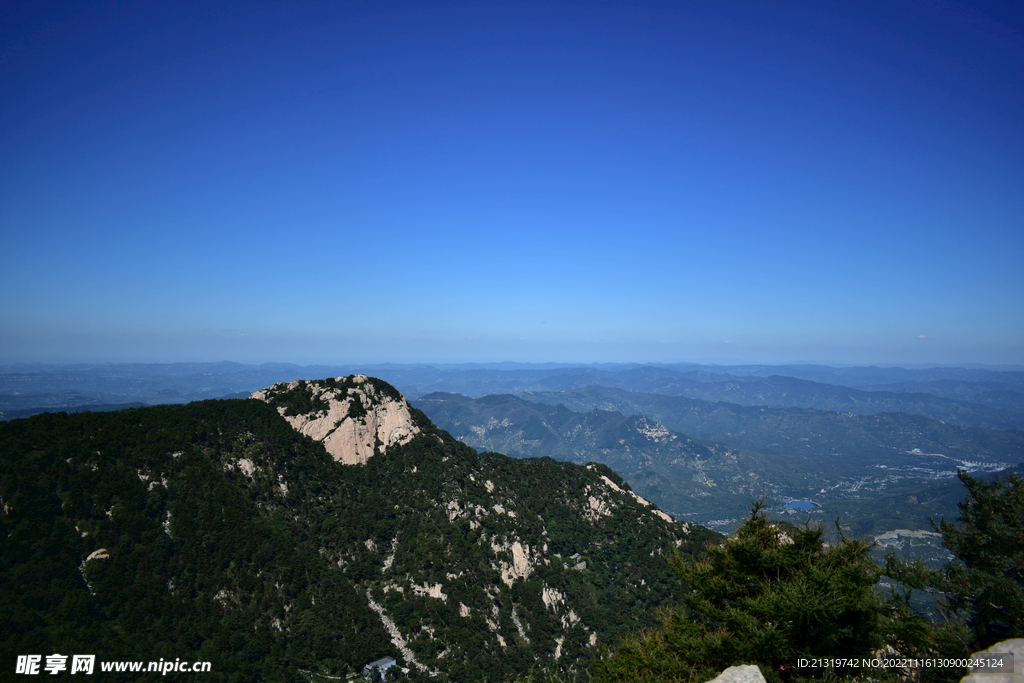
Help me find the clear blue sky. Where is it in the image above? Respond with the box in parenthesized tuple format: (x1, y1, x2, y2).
(2, 1, 1022, 366)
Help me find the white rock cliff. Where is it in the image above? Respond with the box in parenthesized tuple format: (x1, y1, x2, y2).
(251, 375, 420, 465)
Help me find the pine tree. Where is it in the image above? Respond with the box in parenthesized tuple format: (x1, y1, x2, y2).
(595, 500, 898, 683)
(885, 470, 1024, 654)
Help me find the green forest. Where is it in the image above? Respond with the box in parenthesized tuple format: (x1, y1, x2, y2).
(1, 383, 718, 681)
(3, 377, 1021, 682)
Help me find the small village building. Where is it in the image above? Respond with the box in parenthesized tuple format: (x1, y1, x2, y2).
(362, 656, 397, 680)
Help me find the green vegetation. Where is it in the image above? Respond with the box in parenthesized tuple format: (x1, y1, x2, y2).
(10, 375, 1017, 682)
(885, 470, 1024, 657)
(595, 472, 1024, 683)
(594, 501, 899, 683)
(262, 378, 332, 416)
(0, 400, 390, 681)
(414, 392, 803, 525)
(0, 379, 720, 681)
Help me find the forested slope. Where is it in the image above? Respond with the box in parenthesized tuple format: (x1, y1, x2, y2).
(1, 378, 718, 681)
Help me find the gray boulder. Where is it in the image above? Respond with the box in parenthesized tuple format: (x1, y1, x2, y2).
(706, 665, 767, 683)
(961, 639, 1024, 683)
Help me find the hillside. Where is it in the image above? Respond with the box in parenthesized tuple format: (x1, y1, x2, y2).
(413, 392, 818, 524)
(1, 376, 719, 681)
(421, 388, 1024, 534)
(521, 386, 1024, 469)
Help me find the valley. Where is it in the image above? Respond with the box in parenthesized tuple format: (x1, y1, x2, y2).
(415, 385, 1023, 536)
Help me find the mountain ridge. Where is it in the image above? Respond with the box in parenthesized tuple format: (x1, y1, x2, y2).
(416, 388, 1024, 535)
(1, 375, 719, 681)
(5, 362, 1024, 432)
(412, 391, 797, 525)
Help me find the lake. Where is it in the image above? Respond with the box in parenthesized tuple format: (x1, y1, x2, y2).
(784, 500, 820, 511)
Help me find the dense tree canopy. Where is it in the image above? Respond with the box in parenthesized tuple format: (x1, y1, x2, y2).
(886, 470, 1024, 657)
(595, 501, 907, 683)
(1, 386, 718, 681)
(596, 470, 1024, 683)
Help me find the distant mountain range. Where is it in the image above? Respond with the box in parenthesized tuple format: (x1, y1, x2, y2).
(521, 386, 1024, 467)
(4, 361, 1022, 431)
(412, 392, 807, 526)
(415, 387, 1024, 535)
(553, 371, 1024, 431)
(6, 361, 1024, 536)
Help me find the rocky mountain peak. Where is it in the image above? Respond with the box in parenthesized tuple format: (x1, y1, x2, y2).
(251, 375, 420, 464)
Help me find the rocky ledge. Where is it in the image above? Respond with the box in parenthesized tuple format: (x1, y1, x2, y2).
(251, 375, 420, 465)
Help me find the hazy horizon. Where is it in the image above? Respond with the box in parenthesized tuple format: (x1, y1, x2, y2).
(3, 357, 1023, 373)
(1, 332, 1022, 368)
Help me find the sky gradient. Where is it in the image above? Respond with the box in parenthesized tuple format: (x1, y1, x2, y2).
(2, 1, 1022, 366)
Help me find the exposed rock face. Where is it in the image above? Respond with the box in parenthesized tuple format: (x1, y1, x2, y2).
(706, 665, 767, 683)
(251, 375, 420, 465)
(365, 589, 434, 675)
(490, 539, 533, 587)
(412, 582, 448, 603)
(586, 464, 682, 525)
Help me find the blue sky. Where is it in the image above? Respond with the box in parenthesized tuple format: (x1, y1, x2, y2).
(2, 1, 1022, 366)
